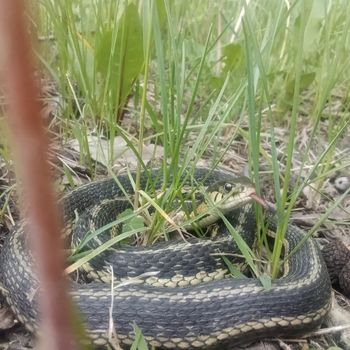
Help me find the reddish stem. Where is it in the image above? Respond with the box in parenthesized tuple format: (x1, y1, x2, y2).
(0, 1, 80, 349)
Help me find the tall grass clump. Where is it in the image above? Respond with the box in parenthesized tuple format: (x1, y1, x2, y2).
(238, 0, 350, 276)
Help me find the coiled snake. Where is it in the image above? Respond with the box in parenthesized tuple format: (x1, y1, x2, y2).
(0, 168, 332, 349)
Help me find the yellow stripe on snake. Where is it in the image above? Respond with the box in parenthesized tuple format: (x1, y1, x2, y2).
(0, 168, 332, 349)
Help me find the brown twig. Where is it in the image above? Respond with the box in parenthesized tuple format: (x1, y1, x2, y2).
(0, 1, 80, 349)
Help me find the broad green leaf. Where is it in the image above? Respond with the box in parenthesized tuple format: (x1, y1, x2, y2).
(221, 42, 243, 72)
(304, 0, 329, 55)
(95, 3, 144, 113)
(155, 0, 167, 28)
(118, 208, 145, 234)
(286, 72, 316, 97)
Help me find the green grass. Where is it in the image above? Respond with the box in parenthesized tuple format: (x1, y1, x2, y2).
(33, 0, 350, 284)
(2, 0, 350, 347)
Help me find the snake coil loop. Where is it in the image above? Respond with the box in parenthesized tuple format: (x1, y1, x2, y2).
(0, 168, 332, 349)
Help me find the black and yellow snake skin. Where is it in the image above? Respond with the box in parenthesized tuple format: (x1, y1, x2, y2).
(0, 167, 332, 349)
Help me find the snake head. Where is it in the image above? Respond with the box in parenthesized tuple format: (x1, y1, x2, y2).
(206, 177, 267, 213)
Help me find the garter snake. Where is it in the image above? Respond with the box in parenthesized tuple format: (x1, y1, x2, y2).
(0, 167, 332, 349)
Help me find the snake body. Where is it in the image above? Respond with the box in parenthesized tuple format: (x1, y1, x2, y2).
(0, 168, 332, 349)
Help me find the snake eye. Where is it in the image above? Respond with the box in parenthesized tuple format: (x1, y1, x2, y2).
(224, 183, 233, 192)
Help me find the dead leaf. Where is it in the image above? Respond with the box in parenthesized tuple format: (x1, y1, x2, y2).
(303, 183, 321, 210)
(69, 135, 163, 167)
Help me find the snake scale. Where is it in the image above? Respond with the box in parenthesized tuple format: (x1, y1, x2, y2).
(0, 167, 332, 349)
